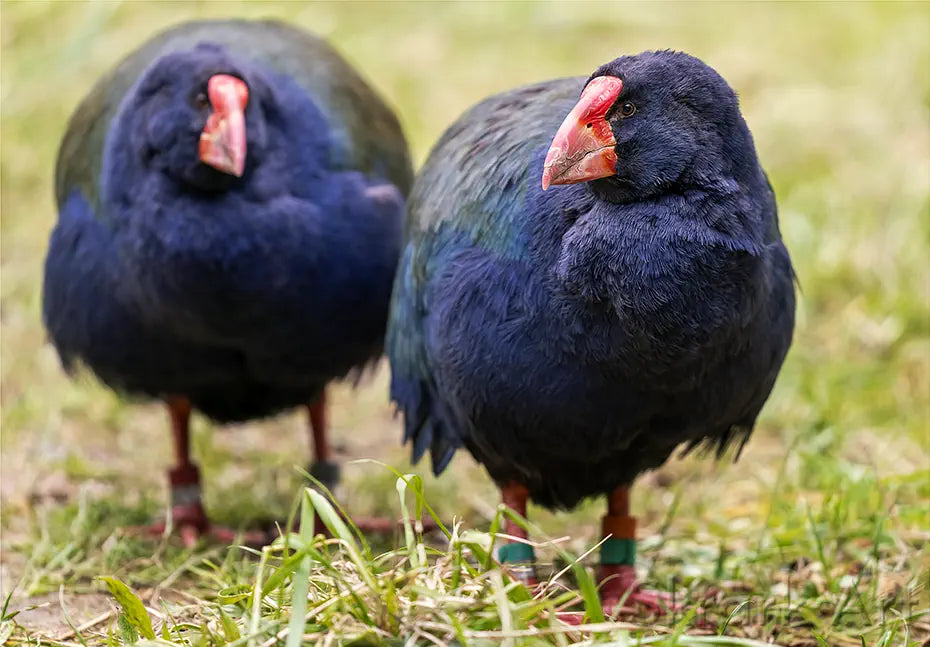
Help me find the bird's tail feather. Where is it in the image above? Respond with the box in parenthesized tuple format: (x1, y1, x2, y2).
(391, 375, 460, 476)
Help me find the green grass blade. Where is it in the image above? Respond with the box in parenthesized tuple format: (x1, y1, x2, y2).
(719, 598, 751, 635)
(350, 459, 451, 537)
(248, 546, 270, 645)
(117, 612, 138, 645)
(305, 488, 379, 594)
(395, 473, 421, 569)
(296, 466, 372, 559)
(98, 577, 155, 640)
(285, 494, 315, 647)
(304, 487, 354, 547)
(218, 606, 241, 642)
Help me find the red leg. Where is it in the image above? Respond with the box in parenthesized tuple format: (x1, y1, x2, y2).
(133, 398, 269, 548)
(308, 393, 331, 466)
(497, 482, 538, 586)
(307, 392, 338, 535)
(598, 486, 679, 615)
(164, 397, 209, 545)
(135, 398, 206, 547)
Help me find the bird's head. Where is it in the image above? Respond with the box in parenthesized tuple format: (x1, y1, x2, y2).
(542, 51, 757, 201)
(120, 43, 270, 191)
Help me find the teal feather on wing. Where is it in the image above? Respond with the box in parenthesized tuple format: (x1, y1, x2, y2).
(387, 78, 586, 473)
(403, 78, 584, 256)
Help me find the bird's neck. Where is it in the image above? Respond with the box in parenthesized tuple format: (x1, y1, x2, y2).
(548, 185, 770, 334)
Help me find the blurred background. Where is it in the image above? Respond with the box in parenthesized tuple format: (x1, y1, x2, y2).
(1, 0, 928, 619)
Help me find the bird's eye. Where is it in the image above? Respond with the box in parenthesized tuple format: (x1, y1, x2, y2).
(193, 92, 209, 109)
(620, 102, 636, 118)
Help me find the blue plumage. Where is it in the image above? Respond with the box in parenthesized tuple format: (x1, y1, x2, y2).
(388, 51, 796, 509)
(44, 20, 412, 423)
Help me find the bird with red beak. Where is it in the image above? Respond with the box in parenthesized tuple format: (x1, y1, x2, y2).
(389, 50, 795, 620)
(46, 27, 416, 549)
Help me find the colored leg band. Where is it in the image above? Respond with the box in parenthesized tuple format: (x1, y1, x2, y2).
(498, 542, 536, 564)
(169, 464, 202, 507)
(600, 537, 637, 566)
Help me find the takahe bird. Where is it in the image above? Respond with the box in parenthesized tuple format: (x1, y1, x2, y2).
(43, 19, 413, 544)
(388, 50, 795, 610)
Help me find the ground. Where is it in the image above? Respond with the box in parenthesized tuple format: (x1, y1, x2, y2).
(1, 2, 928, 646)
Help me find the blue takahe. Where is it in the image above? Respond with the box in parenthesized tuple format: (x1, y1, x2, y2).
(43, 19, 413, 544)
(388, 50, 795, 610)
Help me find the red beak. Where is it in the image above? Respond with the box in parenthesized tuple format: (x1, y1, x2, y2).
(541, 76, 623, 190)
(198, 74, 249, 177)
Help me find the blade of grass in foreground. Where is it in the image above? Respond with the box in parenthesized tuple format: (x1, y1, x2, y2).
(284, 494, 314, 647)
(98, 577, 155, 641)
(396, 473, 426, 569)
(296, 465, 372, 558)
(305, 488, 378, 595)
(351, 459, 451, 537)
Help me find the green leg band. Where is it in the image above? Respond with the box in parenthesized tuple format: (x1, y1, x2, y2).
(498, 542, 536, 564)
(600, 537, 636, 566)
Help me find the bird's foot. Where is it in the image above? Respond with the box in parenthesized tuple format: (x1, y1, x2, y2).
(138, 516, 269, 548)
(551, 611, 585, 625)
(603, 587, 681, 615)
(598, 564, 681, 615)
(133, 464, 209, 547)
(129, 463, 268, 547)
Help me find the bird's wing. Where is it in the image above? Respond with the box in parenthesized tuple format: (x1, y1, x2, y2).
(55, 18, 413, 216)
(224, 19, 413, 194)
(43, 191, 121, 369)
(387, 78, 584, 474)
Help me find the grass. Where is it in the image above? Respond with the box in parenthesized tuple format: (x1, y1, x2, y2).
(1, 1, 928, 646)
(2, 471, 927, 646)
